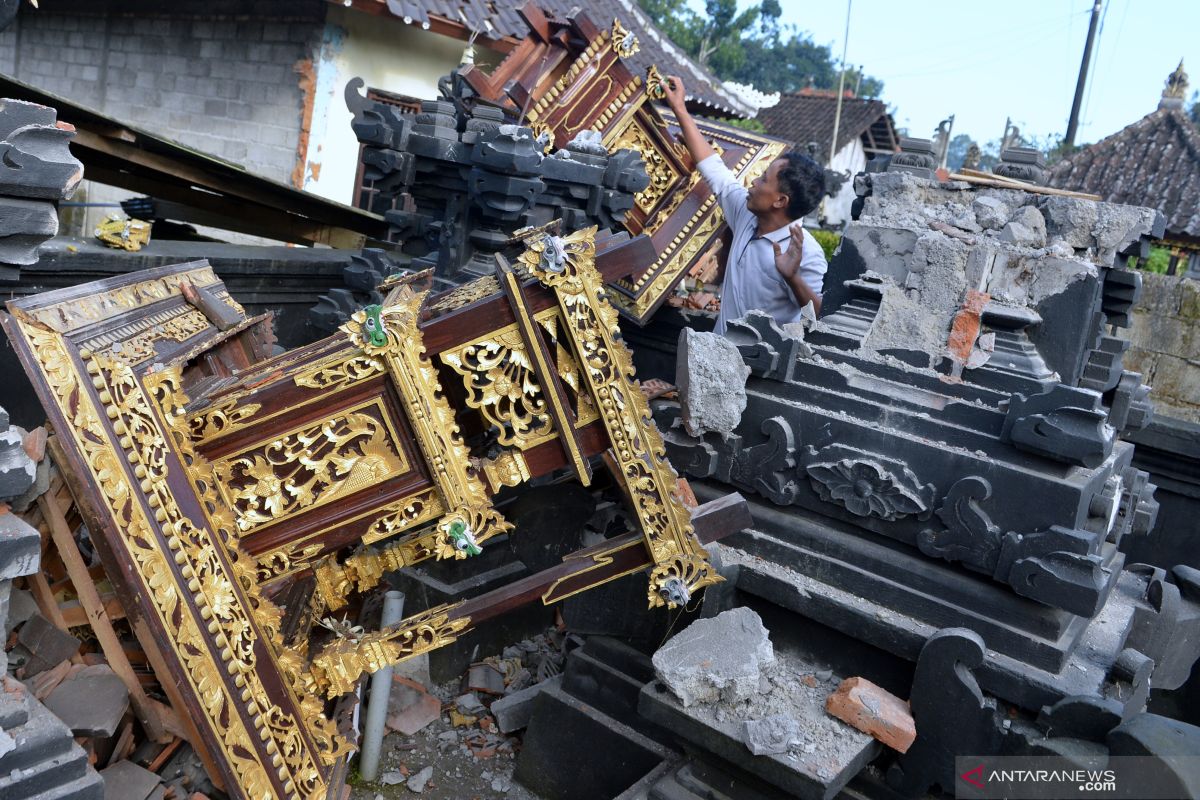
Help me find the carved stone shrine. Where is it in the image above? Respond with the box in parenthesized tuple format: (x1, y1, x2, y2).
(658, 164, 1200, 795)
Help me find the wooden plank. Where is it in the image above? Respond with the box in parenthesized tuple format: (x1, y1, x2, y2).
(950, 169, 1102, 200)
(58, 593, 126, 627)
(38, 487, 172, 743)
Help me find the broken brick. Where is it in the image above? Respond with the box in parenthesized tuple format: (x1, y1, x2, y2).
(825, 676, 916, 753)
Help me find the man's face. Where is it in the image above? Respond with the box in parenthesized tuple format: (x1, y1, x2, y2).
(746, 157, 789, 217)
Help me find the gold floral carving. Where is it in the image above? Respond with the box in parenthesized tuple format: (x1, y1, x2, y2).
(361, 489, 446, 545)
(341, 290, 512, 555)
(529, 121, 554, 154)
(213, 401, 409, 534)
(13, 316, 324, 797)
(645, 65, 667, 100)
(255, 540, 327, 583)
(25, 265, 219, 333)
(293, 353, 385, 391)
(610, 121, 680, 214)
(426, 276, 500, 314)
(612, 18, 639, 58)
(309, 603, 470, 697)
(516, 227, 721, 608)
(439, 326, 553, 450)
(188, 397, 263, 441)
(80, 307, 212, 367)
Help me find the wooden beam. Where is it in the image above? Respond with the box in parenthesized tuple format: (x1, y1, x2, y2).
(38, 487, 173, 743)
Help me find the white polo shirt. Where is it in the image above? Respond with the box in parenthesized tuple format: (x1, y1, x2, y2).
(697, 154, 828, 335)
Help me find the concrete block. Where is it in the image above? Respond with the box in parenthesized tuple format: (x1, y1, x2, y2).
(676, 328, 750, 437)
(491, 675, 562, 734)
(742, 714, 802, 756)
(652, 607, 775, 708)
(824, 676, 916, 753)
(16, 614, 79, 676)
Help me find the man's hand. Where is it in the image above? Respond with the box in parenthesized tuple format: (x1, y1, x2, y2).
(661, 75, 714, 165)
(772, 223, 822, 314)
(663, 75, 687, 115)
(771, 223, 805, 279)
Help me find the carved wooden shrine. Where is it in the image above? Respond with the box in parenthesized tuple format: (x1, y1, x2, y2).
(2, 226, 739, 799)
(353, 7, 786, 323)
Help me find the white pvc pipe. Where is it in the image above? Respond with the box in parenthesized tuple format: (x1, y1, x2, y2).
(358, 590, 405, 782)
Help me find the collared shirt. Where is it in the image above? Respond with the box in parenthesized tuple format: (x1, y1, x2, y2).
(697, 154, 828, 335)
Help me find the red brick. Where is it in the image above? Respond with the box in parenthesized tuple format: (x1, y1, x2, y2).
(825, 677, 916, 753)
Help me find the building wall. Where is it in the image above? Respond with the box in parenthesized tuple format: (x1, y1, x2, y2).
(1121, 271, 1200, 423)
(300, 6, 501, 205)
(821, 138, 865, 228)
(1, 2, 324, 182)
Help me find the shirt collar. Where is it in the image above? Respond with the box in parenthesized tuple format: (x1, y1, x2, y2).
(754, 223, 799, 243)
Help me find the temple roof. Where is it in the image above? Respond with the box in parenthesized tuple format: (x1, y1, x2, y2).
(1049, 62, 1200, 242)
(351, 0, 755, 117)
(755, 90, 898, 160)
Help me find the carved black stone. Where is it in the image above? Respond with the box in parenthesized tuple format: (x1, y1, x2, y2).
(660, 170, 1200, 795)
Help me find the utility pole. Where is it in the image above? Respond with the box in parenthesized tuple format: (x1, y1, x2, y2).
(829, 0, 853, 166)
(1064, 0, 1102, 149)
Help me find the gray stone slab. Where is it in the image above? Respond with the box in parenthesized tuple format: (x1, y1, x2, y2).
(16, 613, 79, 676)
(43, 665, 129, 738)
(677, 328, 750, 437)
(100, 760, 161, 800)
(0, 511, 40, 581)
(639, 681, 878, 800)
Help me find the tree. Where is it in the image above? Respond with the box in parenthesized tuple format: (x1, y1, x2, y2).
(637, 0, 884, 99)
(1189, 90, 1200, 127)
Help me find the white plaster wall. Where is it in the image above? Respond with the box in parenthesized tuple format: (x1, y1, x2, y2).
(302, 7, 497, 204)
(821, 138, 866, 228)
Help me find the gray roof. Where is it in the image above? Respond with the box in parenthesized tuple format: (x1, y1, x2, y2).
(365, 0, 754, 117)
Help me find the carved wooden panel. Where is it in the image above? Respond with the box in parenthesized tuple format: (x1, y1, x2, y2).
(3, 232, 721, 798)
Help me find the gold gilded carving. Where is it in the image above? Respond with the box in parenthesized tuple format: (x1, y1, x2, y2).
(612, 18, 639, 58)
(480, 450, 531, 493)
(255, 540, 326, 583)
(516, 227, 721, 608)
(527, 32, 612, 124)
(188, 397, 263, 441)
(26, 266, 219, 333)
(439, 326, 553, 450)
(309, 603, 470, 697)
(293, 353, 385, 391)
(426, 275, 500, 314)
(343, 289, 512, 555)
(361, 489, 446, 545)
(645, 65, 667, 100)
(529, 121, 554, 154)
(81, 307, 212, 367)
(610, 121, 680, 214)
(213, 400, 409, 533)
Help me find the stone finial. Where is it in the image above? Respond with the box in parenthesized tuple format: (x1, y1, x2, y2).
(888, 137, 937, 179)
(1160, 59, 1188, 110)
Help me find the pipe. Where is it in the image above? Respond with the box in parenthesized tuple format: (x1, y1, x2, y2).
(358, 590, 405, 782)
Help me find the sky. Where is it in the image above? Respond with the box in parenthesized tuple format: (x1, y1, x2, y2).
(772, 0, 1198, 148)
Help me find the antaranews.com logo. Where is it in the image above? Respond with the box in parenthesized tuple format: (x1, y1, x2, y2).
(954, 756, 1199, 799)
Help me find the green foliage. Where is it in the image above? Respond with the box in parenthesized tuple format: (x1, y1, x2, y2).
(1131, 245, 1171, 274)
(636, 0, 883, 98)
(1189, 90, 1200, 127)
(809, 229, 841, 262)
(725, 117, 766, 133)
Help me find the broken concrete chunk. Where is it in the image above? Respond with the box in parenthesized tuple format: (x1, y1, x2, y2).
(972, 195, 1009, 230)
(677, 328, 750, 437)
(742, 714, 801, 756)
(407, 765, 434, 793)
(652, 607, 775, 708)
(16, 612, 80, 675)
(999, 205, 1047, 248)
(0, 511, 40, 582)
(825, 676, 916, 753)
(43, 664, 130, 738)
(491, 675, 562, 733)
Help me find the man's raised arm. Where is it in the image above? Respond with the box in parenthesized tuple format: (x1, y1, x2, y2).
(663, 76, 715, 164)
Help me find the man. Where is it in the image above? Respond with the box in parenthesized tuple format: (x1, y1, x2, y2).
(663, 77, 828, 335)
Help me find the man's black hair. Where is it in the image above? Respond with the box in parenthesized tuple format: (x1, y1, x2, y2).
(777, 151, 826, 219)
